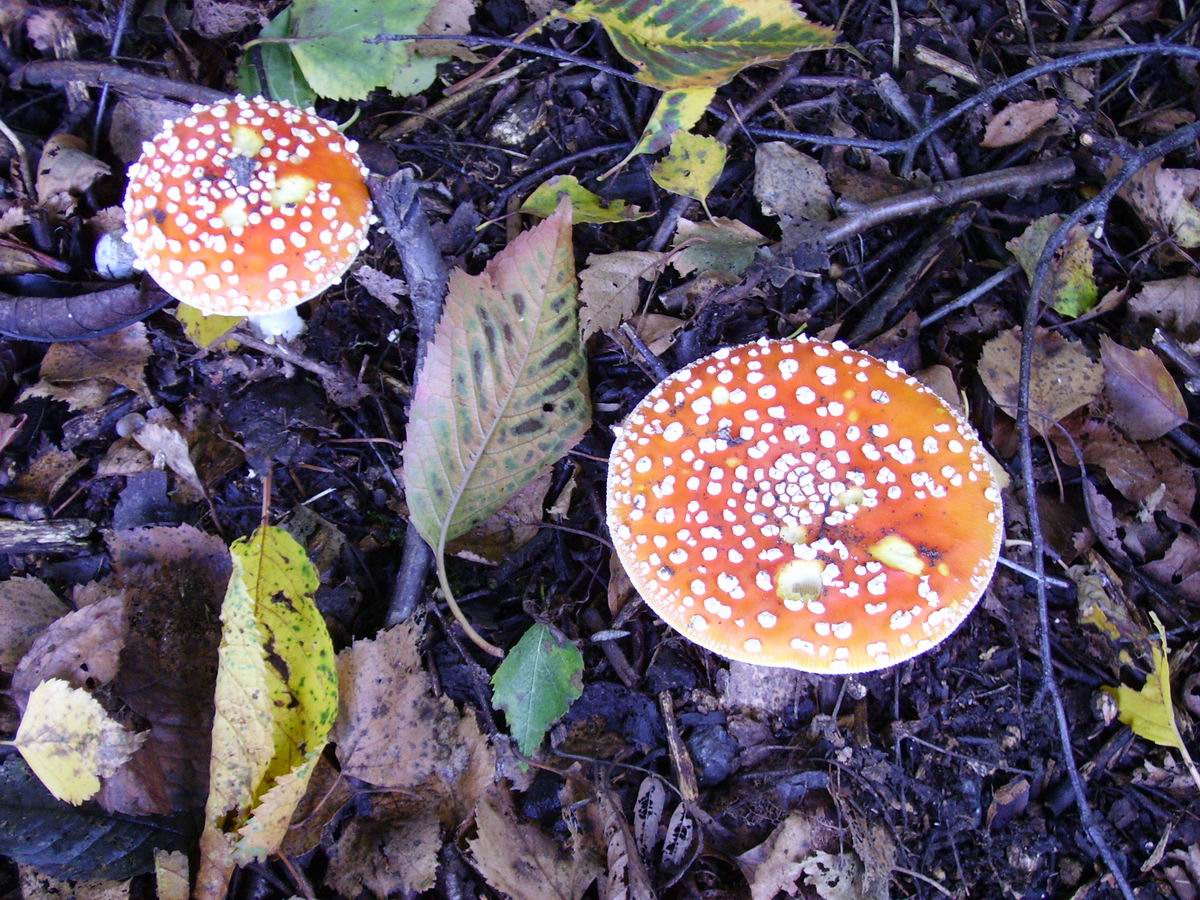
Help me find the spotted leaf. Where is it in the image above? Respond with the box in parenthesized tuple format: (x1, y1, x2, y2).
(651, 132, 727, 215)
(403, 199, 590, 551)
(606, 87, 716, 177)
(560, 0, 838, 90)
(196, 526, 337, 898)
(521, 175, 652, 225)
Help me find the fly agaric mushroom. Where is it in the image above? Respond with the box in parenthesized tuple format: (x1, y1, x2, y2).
(607, 337, 1003, 674)
(122, 96, 372, 335)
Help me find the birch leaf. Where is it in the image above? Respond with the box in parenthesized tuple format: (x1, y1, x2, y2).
(196, 526, 337, 898)
(12, 679, 146, 806)
(521, 176, 651, 225)
(578, 250, 666, 339)
(651, 132, 726, 216)
(1007, 214, 1098, 318)
(560, 0, 837, 90)
(491, 623, 583, 755)
(402, 201, 589, 653)
(606, 86, 716, 177)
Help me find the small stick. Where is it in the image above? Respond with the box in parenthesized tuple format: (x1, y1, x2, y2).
(18, 59, 228, 104)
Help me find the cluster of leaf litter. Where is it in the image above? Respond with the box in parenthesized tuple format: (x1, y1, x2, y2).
(2, 0, 1200, 896)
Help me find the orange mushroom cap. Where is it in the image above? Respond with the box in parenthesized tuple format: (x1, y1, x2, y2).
(122, 96, 372, 317)
(606, 337, 1004, 674)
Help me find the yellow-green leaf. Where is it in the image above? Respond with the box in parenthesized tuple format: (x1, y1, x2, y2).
(1006, 214, 1097, 318)
(197, 525, 337, 897)
(670, 216, 765, 277)
(12, 678, 146, 806)
(651, 132, 726, 215)
(606, 86, 716, 176)
(521, 176, 652, 225)
(175, 304, 242, 351)
(560, 0, 838, 90)
(402, 200, 590, 656)
(1103, 613, 1200, 792)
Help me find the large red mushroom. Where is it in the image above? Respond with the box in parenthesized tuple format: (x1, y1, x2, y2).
(606, 337, 1004, 674)
(122, 96, 372, 333)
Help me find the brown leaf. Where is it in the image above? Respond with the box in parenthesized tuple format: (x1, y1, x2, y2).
(978, 328, 1103, 433)
(736, 806, 839, 900)
(36, 134, 111, 214)
(981, 99, 1058, 147)
(447, 466, 553, 564)
(1144, 534, 1200, 603)
(1077, 420, 1194, 524)
(0, 576, 68, 671)
(1130, 277, 1200, 338)
(754, 142, 833, 222)
(1100, 337, 1187, 440)
(1119, 159, 1200, 249)
(21, 323, 152, 411)
(279, 756, 353, 857)
(9, 445, 85, 504)
(578, 251, 665, 339)
(468, 783, 598, 900)
(117, 408, 206, 501)
(12, 593, 128, 701)
(598, 789, 656, 900)
(326, 800, 441, 896)
(334, 623, 494, 819)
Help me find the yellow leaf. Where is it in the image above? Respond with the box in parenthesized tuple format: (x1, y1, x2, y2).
(154, 850, 190, 900)
(604, 86, 716, 177)
(650, 132, 726, 217)
(520, 175, 652, 225)
(196, 525, 337, 898)
(174, 304, 242, 351)
(1104, 613, 1200, 792)
(12, 678, 146, 805)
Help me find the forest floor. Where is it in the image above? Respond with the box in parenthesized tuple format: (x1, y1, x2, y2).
(0, 0, 1199, 897)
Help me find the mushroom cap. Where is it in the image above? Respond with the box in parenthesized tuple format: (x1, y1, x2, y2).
(606, 337, 1003, 674)
(122, 96, 372, 317)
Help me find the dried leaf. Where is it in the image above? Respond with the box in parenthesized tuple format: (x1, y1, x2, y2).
(36, 135, 111, 212)
(1121, 159, 1200, 249)
(0, 283, 170, 343)
(754, 142, 834, 223)
(633, 775, 667, 863)
(334, 623, 494, 816)
(402, 201, 590, 618)
(980, 99, 1058, 147)
(154, 850, 189, 900)
(1144, 534, 1200, 603)
(1130, 276, 1200, 337)
(579, 250, 666, 339)
(670, 216, 765, 277)
(1100, 336, 1187, 440)
(1006, 214, 1097, 318)
(978, 327, 1102, 434)
(560, 0, 837, 90)
(117, 408, 205, 501)
(598, 788, 656, 899)
(521, 175, 652, 224)
(12, 594, 128, 699)
(0, 577, 68, 671)
(326, 802, 441, 896)
(9, 446, 85, 504)
(448, 467, 553, 563)
(491, 623, 584, 755)
(21, 323, 152, 412)
(737, 810, 835, 900)
(468, 784, 598, 900)
(13, 679, 146, 805)
(197, 526, 336, 897)
(650, 132, 726, 215)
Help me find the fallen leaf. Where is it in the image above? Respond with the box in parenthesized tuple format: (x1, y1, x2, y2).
(402, 200, 590, 649)
(21, 323, 152, 412)
(8, 445, 85, 504)
(1007, 214, 1098, 317)
(670, 216, 766, 277)
(36, 134, 111, 214)
(1076, 420, 1194, 524)
(598, 788, 656, 898)
(1100, 336, 1187, 440)
(0, 576, 69, 671)
(326, 800, 441, 896)
(12, 679, 146, 806)
(1144, 534, 1200, 603)
(978, 327, 1102, 434)
(981, 99, 1059, 147)
(610, 86, 716, 173)
(12, 593, 128, 700)
(334, 622, 495, 815)
(631, 312, 685, 356)
(1120, 159, 1200, 249)
(279, 756, 352, 856)
(1104, 614, 1200, 792)
(117, 408, 206, 501)
(579, 250, 666, 339)
(491, 622, 584, 755)
(197, 526, 337, 897)
(737, 809, 838, 900)
(651, 132, 726, 216)
(754, 142, 834, 223)
(560, 0, 836, 90)
(175, 304, 241, 351)
(18, 868, 131, 900)
(1130, 276, 1200, 338)
(154, 850, 189, 900)
(448, 466, 553, 563)
(521, 175, 652, 224)
(468, 783, 598, 900)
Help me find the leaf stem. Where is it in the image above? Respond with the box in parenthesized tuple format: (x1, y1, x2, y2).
(433, 549, 504, 658)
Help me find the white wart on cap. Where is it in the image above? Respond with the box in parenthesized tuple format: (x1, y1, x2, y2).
(606, 336, 1004, 674)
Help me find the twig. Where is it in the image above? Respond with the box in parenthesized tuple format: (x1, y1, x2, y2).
(1016, 121, 1200, 900)
(18, 59, 229, 105)
(92, 0, 137, 152)
(822, 158, 1075, 245)
(1152, 328, 1200, 393)
(370, 172, 448, 630)
(920, 263, 1021, 327)
(378, 65, 525, 140)
(617, 322, 671, 381)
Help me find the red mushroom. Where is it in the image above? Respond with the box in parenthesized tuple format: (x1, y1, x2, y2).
(606, 337, 1003, 674)
(122, 96, 372, 325)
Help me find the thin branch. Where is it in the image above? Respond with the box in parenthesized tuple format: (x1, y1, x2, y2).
(18, 59, 229, 105)
(1016, 120, 1200, 900)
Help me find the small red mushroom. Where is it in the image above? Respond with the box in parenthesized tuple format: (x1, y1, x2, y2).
(606, 337, 1003, 674)
(122, 96, 372, 323)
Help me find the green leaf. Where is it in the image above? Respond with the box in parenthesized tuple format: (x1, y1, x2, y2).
(1006, 214, 1098, 318)
(491, 624, 584, 755)
(197, 526, 337, 896)
(0, 757, 190, 882)
(561, 0, 838, 89)
(288, 0, 442, 101)
(605, 86, 716, 177)
(521, 175, 652, 225)
(651, 131, 726, 215)
(1104, 613, 1200, 792)
(13, 679, 146, 806)
(670, 216, 765, 277)
(237, 6, 316, 109)
(403, 199, 589, 551)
